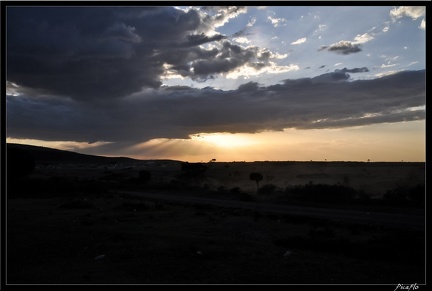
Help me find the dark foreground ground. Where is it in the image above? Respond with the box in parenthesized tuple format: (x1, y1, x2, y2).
(7, 190, 425, 285)
(5, 144, 426, 285)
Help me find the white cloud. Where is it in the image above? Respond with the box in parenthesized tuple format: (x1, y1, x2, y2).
(381, 63, 397, 68)
(6, 81, 21, 96)
(390, 6, 425, 21)
(419, 19, 425, 30)
(313, 24, 327, 35)
(267, 16, 287, 27)
(354, 33, 374, 44)
(233, 36, 251, 44)
(320, 31, 374, 55)
(270, 52, 288, 59)
(374, 70, 401, 78)
(225, 62, 299, 79)
(291, 37, 307, 45)
(247, 17, 257, 27)
(8, 70, 424, 145)
(160, 64, 185, 81)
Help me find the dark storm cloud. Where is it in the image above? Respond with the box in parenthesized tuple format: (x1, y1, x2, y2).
(156, 40, 277, 82)
(319, 41, 362, 55)
(337, 67, 369, 73)
(6, 6, 254, 100)
(310, 70, 351, 83)
(7, 70, 425, 146)
(237, 81, 260, 93)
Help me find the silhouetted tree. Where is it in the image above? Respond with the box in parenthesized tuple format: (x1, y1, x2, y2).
(249, 172, 263, 191)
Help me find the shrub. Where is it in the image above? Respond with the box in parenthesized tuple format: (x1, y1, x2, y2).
(285, 183, 357, 202)
(383, 184, 425, 207)
(229, 187, 255, 202)
(180, 162, 208, 181)
(229, 187, 242, 194)
(257, 183, 279, 195)
(216, 186, 228, 193)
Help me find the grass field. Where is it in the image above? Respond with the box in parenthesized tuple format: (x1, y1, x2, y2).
(5, 144, 425, 285)
(7, 193, 425, 284)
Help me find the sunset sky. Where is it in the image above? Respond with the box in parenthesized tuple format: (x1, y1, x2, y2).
(5, 5, 426, 162)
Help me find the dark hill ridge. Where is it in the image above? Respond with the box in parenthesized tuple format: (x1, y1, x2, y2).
(6, 143, 143, 165)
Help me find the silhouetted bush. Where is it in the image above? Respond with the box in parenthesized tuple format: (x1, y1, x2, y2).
(180, 162, 208, 181)
(238, 193, 255, 202)
(232, 189, 255, 202)
(216, 186, 228, 193)
(383, 184, 425, 207)
(257, 184, 279, 195)
(229, 187, 242, 194)
(284, 183, 357, 202)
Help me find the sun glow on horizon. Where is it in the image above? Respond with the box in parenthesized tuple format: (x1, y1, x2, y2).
(6, 121, 425, 163)
(115, 122, 426, 162)
(189, 132, 261, 148)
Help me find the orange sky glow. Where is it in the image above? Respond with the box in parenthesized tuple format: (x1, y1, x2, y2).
(7, 120, 425, 163)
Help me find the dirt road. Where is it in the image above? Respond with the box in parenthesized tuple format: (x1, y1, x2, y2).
(117, 190, 425, 231)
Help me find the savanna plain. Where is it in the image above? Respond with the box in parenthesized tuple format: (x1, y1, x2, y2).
(6, 144, 425, 285)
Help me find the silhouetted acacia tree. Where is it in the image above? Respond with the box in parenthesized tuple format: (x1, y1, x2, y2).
(249, 172, 263, 191)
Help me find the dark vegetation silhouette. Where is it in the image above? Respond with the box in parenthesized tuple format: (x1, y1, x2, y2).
(249, 172, 263, 191)
(383, 184, 425, 207)
(6, 143, 425, 210)
(257, 183, 279, 195)
(6, 143, 425, 284)
(215, 186, 256, 202)
(180, 162, 208, 181)
(285, 183, 357, 202)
